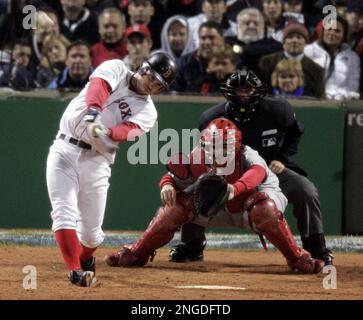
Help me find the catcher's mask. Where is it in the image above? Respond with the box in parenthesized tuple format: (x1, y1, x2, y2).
(137, 52, 177, 92)
(220, 67, 268, 122)
(200, 118, 242, 167)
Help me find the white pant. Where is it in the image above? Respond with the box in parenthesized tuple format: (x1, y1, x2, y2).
(46, 138, 111, 248)
(193, 189, 288, 229)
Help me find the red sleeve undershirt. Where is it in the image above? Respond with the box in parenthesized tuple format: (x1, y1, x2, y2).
(109, 122, 142, 142)
(85, 77, 142, 142)
(86, 77, 112, 111)
(232, 165, 266, 196)
(159, 173, 176, 190)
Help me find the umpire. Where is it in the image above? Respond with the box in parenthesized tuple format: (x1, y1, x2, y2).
(170, 67, 334, 265)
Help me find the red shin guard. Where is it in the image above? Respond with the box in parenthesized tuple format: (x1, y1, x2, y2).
(132, 203, 191, 262)
(245, 193, 301, 263)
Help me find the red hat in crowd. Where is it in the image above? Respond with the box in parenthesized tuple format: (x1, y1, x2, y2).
(125, 24, 151, 40)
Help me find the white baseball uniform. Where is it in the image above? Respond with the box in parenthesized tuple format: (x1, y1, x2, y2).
(46, 59, 157, 248)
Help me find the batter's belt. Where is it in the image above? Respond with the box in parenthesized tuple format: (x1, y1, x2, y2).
(58, 133, 92, 150)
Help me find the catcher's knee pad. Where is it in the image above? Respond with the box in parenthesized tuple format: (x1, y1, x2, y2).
(155, 202, 191, 229)
(245, 192, 282, 233)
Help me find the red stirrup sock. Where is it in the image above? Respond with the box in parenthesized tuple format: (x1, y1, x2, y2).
(55, 229, 81, 271)
(79, 244, 97, 262)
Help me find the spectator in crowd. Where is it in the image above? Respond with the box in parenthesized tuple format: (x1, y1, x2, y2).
(263, 0, 286, 42)
(172, 21, 225, 93)
(225, 0, 263, 22)
(92, 7, 127, 67)
(283, 0, 304, 24)
(304, 15, 361, 100)
(0, 45, 11, 80)
(28, 9, 60, 73)
(226, 7, 282, 71)
(164, 0, 202, 18)
(48, 40, 93, 90)
(0, 0, 9, 44)
(159, 15, 194, 61)
(188, 0, 236, 50)
(200, 44, 237, 95)
(345, 0, 363, 50)
(302, 0, 334, 36)
(258, 22, 325, 98)
(0, 39, 36, 90)
(122, 24, 152, 71)
(271, 58, 305, 96)
(36, 34, 70, 87)
(85, 0, 119, 16)
(0, 0, 31, 46)
(29, 0, 62, 12)
(127, 0, 164, 50)
(60, 0, 100, 45)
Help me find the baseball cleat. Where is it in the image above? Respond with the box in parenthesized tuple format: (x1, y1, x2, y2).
(104, 245, 154, 267)
(318, 249, 335, 266)
(169, 241, 206, 263)
(69, 269, 97, 287)
(104, 251, 122, 267)
(287, 249, 325, 274)
(169, 243, 204, 262)
(81, 256, 96, 273)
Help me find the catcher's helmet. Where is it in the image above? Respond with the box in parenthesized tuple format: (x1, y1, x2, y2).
(201, 118, 242, 165)
(139, 52, 177, 91)
(220, 67, 267, 122)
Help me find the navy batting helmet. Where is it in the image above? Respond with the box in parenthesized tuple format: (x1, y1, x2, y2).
(139, 52, 177, 91)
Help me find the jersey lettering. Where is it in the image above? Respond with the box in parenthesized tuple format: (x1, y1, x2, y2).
(118, 100, 132, 120)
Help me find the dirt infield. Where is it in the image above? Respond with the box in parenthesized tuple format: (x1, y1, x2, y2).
(0, 246, 362, 300)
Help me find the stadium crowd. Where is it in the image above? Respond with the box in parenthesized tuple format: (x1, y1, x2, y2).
(0, 0, 362, 100)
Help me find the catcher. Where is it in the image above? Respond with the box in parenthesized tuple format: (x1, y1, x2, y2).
(105, 118, 324, 273)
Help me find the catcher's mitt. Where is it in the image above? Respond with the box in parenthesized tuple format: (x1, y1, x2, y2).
(186, 173, 229, 218)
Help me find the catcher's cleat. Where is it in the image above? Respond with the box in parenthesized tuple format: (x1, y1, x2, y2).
(68, 269, 97, 287)
(169, 242, 205, 263)
(80, 257, 96, 273)
(287, 249, 325, 274)
(104, 245, 154, 267)
(104, 251, 121, 267)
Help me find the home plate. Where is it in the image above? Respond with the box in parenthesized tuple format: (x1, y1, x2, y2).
(175, 285, 246, 291)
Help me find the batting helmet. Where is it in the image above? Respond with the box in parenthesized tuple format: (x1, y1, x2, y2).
(201, 118, 242, 165)
(220, 67, 268, 122)
(139, 52, 177, 91)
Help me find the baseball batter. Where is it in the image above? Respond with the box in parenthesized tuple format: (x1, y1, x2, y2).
(105, 118, 324, 274)
(46, 52, 176, 287)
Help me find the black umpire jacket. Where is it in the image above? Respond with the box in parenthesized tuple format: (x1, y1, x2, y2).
(198, 96, 307, 177)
